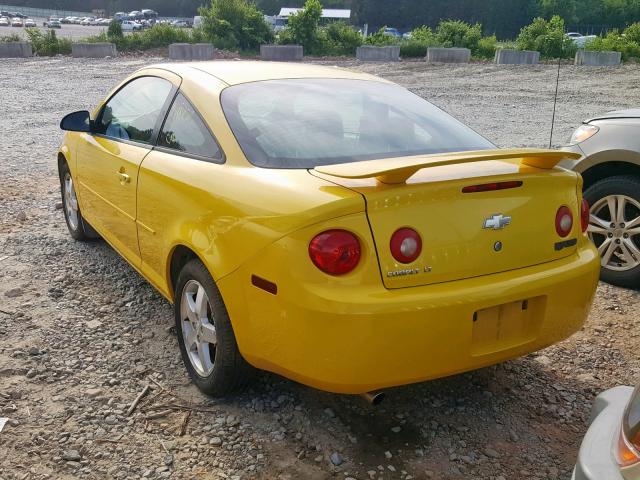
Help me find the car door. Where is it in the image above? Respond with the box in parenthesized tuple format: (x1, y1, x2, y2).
(75, 75, 177, 266)
(136, 92, 225, 295)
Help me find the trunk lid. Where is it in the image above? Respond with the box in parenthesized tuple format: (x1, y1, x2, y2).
(312, 149, 582, 289)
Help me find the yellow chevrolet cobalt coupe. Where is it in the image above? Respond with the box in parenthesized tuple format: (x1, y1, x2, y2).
(58, 61, 600, 397)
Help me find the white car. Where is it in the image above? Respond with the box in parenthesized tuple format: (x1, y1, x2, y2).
(120, 20, 141, 31)
(11, 17, 22, 27)
(0, 17, 9, 27)
(573, 385, 640, 479)
(24, 18, 36, 28)
(566, 32, 597, 48)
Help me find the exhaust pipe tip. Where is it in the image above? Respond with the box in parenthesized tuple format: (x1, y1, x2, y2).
(360, 391, 385, 406)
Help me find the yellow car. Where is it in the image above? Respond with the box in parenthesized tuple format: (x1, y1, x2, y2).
(58, 61, 600, 397)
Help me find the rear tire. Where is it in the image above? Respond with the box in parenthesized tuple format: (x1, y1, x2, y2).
(59, 161, 97, 241)
(584, 175, 640, 288)
(174, 259, 255, 396)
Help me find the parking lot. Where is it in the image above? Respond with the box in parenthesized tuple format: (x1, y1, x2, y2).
(1, 56, 639, 480)
(0, 19, 108, 40)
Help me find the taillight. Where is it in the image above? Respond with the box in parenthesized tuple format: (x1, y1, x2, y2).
(390, 228, 422, 263)
(555, 206, 573, 237)
(581, 198, 589, 233)
(309, 230, 361, 275)
(616, 386, 640, 467)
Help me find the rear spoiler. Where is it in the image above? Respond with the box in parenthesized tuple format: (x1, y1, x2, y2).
(314, 149, 581, 184)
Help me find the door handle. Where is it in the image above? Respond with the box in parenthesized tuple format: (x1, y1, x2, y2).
(116, 170, 130, 184)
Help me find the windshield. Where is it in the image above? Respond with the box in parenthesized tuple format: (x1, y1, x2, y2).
(221, 79, 494, 169)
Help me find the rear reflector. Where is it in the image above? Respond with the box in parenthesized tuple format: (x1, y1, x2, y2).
(462, 181, 523, 193)
(251, 275, 277, 295)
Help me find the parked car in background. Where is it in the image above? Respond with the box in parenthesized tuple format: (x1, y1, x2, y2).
(11, 12, 26, 19)
(11, 17, 22, 27)
(0, 17, 9, 27)
(48, 20, 62, 29)
(566, 32, 598, 48)
(57, 61, 599, 397)
(60, 17, 71, 24)
(383, 27, 402, 38)
(563, 109, 640, 288)
(572, 385, 640, 479)
(172, 20, 191, 28)
(120, 20, 142, 31)
(24, 18, 36, 28)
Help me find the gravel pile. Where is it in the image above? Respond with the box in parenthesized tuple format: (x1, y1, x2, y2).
(1, 57, 639, 480)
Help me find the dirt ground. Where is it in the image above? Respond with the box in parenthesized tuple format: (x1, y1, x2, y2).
(1, 57, 639, 480)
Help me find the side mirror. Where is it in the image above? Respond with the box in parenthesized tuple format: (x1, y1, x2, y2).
(60, 110, 92, 132)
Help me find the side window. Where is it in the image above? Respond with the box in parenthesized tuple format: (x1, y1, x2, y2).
(95, 76, 173, 144)
(157, 93, 222, 160)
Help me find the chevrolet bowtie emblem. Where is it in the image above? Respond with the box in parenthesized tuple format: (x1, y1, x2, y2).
(483, 214, 512, 230)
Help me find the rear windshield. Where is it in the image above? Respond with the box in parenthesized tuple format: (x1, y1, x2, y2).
(221, 79, 494, 169)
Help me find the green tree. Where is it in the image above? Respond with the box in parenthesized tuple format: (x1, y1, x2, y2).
(516, 15, 576, 58)
(199, 0, 274, 51)
(279, 0, 323, 52)
(538, 0, 577, 23)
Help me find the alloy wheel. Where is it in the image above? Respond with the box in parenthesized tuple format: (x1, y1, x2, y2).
(588, 194, 640, 271)
(63, 172, 79, 231)
(180, 279, 217, 377)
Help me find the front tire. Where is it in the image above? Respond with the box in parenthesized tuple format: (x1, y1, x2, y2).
(584, 175, 640, 288)
(174, 259, 255, 396)
(59, 161, 95, 241)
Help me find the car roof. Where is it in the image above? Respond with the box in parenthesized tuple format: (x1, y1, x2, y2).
(147, 61, 391, 87)
(587, 108, 640, 122)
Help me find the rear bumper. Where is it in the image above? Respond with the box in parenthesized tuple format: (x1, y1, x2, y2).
(572, 386, 634, 480)
(219, 240, 600, 394)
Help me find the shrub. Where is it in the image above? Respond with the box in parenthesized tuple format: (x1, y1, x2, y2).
(399, 25, 436, 57)
(623, 23, 640, 45)
(364, 27, 400, 46)
(0, 33, 21, 42)
(476, 34, 497, 59)
(278, 0, 323, 53)
(435, 20, 481, 51)
(25, 28, 71, 56)
(107, 20, 123, 39)
(400, 40, 428, 57)
(322, 21, 362, 56)
(516, 15, 576, 58)
(87, 24, 208, 52)
(586, 31, 640, 61)
(410, 25, 434, 44)
(199, 0, 273, 51)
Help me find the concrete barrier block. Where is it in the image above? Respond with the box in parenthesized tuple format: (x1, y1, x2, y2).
(426, 47, 471, 64)
(260, 44, 303, 61)
(169, 43, 215, 61)
(72, 43, 116, 58)
(495, 49, 540, 65)
(191, 43, 215, 60)
(356, 46, 400, 62)
(575, 50, 621, 66)
(169, 43, 192, 60)
(0, 42, 32, 58)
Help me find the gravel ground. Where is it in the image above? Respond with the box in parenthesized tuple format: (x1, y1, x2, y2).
(1, 57, 640, 480)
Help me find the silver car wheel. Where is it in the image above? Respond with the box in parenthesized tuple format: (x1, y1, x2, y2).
(180, 279, 217, 377)
(588, 194, 640, 271)
(63, 172, 79, 231)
